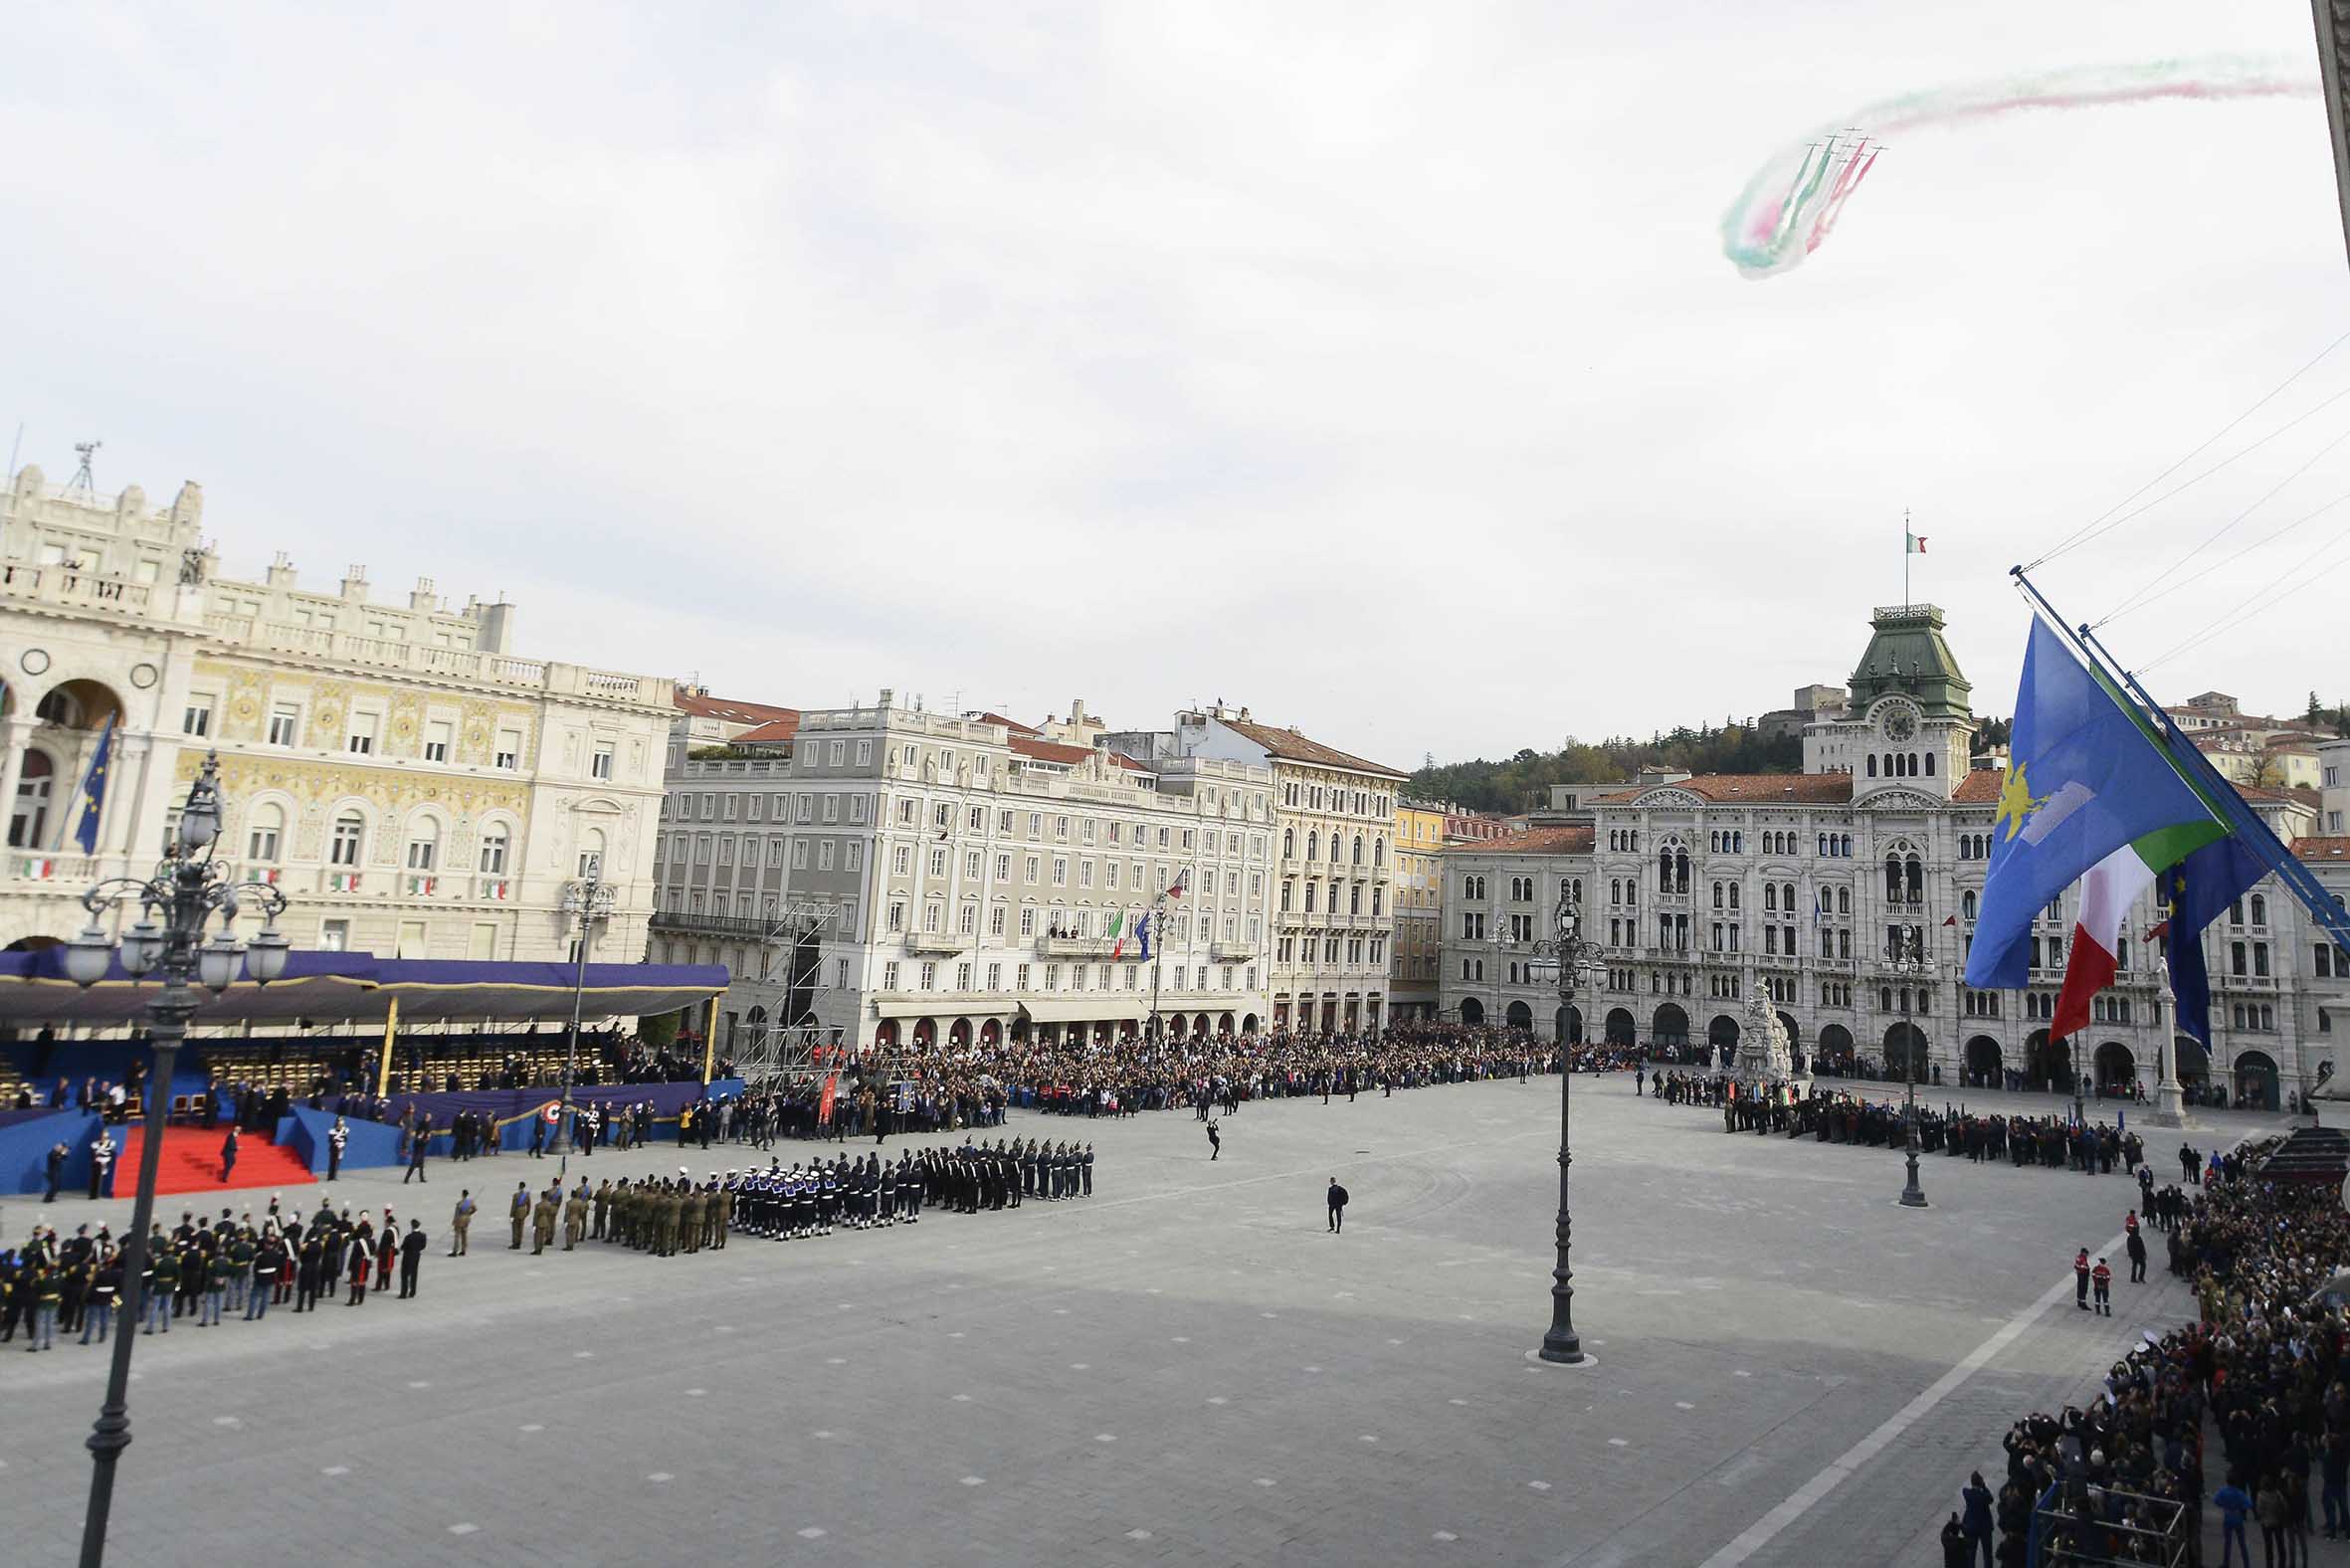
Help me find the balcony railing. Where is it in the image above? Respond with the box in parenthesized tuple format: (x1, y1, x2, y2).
(1210, 942, 1257, 962)
(1037, 934, 1114, 958)
(0, 562, 156, 616)
(904, 932, 970, 956)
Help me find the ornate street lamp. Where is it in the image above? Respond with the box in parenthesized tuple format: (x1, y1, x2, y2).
(58, 753, 293, 1567)
(556, 852, 616, 1179)
(1890, 929, 1932, 1210)
(1529, 888, 1601, 1364)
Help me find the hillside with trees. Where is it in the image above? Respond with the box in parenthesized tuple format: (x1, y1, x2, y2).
(1414, 713, 2017, 815)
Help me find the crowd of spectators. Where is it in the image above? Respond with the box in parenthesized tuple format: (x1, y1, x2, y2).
(1945, 1134, 2346, 1567)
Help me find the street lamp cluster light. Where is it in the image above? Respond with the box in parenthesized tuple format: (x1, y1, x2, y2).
(53, 752, 294, 1568)
(1889, 930, 1933, 1211)
(1527, 889, 1602, 1366)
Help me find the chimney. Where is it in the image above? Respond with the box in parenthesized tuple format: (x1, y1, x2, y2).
(339, 564, 370, 602)
(266, 551, 297, 589)
(409, 575, 439, 612)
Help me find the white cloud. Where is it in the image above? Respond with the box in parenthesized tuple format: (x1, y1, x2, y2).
(4, 0, 2345, 764)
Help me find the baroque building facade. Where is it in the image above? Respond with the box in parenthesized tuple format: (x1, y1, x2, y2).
(1442, 604, 2345, 1111)
(650, 693, 1275, 1054)
(1, 462, 673, 971)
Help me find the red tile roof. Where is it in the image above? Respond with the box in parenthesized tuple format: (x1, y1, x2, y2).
(1008, 734, 1087, 766)
(2295, 836, 2350, 863)
(1444, 825, 1595, 856)
(1951, 769, 2006, 804)
(1215, 716, 1405, 779)
(1610, 773, 1854, 805)
(732, 715, 801, 745)
(674, 689, 799, 724)
(977, 711, 1041, 736)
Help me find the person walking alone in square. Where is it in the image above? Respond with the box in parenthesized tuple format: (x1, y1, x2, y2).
(1326, 1179, 1348, 1234)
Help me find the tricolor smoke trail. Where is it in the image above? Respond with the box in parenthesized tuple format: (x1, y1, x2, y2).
(1722, 57, 2317, 280)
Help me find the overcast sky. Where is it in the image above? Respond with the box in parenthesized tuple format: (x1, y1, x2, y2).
(7, 2, 2347, 768)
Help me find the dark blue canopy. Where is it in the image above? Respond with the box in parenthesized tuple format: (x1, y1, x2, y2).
(0, 949, 729, 1027)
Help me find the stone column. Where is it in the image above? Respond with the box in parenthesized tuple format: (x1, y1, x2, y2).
(101, 731, 154, 863)
(2149, 956, 2187, 1128)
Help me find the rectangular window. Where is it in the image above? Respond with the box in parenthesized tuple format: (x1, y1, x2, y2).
(956, 961, 972, 990)
(268, 704, 301, 747)
(494, 729, 521, 769)
(721, 795, 738, 821)
(1020, 906, 1037, 937)
(395, 920, 428, 960)
(330, 817, 363, 866)
(346, 712, 378, 754)
(183, 697, 214, 737)
(986, 963, 1002, 991)
(318, 918, 350, 952)
(1016, 963, 1032, 990)
(591, 743, 615, 781)
(918, 962, 936, 991)
(817, 839, 836, 871)
(882, 960, 899, 990)
(469, 922, 497, 961)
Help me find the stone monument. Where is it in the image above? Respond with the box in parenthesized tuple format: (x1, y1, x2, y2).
(1734, 977, 1802, 1090)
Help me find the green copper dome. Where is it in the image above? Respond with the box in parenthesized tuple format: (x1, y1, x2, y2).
(1848, 604, 1973, 720)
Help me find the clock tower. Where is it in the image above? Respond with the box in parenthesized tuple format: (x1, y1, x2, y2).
(1801, 603, 1977, 800)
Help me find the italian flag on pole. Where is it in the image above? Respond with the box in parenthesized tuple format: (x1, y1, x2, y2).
(1107, 910, 1129, 959)
(2049, 670, 2233, 1046)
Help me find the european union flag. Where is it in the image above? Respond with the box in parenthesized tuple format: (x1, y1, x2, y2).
(71, 716, 115, 856)
(1964, 619, 2224, 990)
(2160, 835, 2267, 1050)
(1135, 912, 1151, 962)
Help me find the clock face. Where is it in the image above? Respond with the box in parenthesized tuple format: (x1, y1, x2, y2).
(1883, 705, 1917, 742)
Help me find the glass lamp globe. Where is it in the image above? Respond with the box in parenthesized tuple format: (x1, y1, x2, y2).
(62, 923, 115, 987)
(195, 933, 244, 992)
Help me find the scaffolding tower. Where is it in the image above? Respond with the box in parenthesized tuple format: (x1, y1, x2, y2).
(731, 898, 847, 1083)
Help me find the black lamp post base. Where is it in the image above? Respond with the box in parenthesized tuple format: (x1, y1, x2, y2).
(1897, 1191, 1931, 1209)
(1526, 1346, 1601, 1368)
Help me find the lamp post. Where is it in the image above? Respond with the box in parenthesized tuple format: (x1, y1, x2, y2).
(57, 753, 293, 1568)
(555, 852, 615, 1182)
(1891, 929, 1931, 1210)
(1530, 888, 1600, 1364)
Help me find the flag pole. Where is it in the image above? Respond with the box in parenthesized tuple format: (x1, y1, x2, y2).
(1903, 509, 1910, 607)
(2009, 565, 2350, 959)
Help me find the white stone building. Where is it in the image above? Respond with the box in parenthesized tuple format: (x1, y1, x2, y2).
(1107, 705, 1405, 1035)
(1, 461, 673, 971)
(1441, 604, 2344, 1111)
(650, 693, 1275, 1054)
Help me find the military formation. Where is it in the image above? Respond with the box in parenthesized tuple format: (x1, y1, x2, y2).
(485, 1136, 1100, 1263)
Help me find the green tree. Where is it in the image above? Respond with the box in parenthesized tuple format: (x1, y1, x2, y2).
(637, 1010, 683, 1050)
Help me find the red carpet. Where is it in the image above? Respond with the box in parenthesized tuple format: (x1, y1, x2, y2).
(111, 1125, 317, 1196)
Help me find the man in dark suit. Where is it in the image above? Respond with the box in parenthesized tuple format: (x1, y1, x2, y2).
(398, 1221, 427, 1297)
(1326, 1179, 1348, 1234)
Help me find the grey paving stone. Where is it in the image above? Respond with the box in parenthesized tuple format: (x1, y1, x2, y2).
(0, 1079, 2283, 1567)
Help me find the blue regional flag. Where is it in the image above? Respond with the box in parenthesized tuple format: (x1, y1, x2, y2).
(1963, 620, 2224, 990)
(2159, 835, 2267, 1051)
(71, 716, 115, 856)
(1134, 912, 1151, 962)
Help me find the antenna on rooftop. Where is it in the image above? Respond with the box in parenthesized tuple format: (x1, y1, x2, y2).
(62, 440, 100, 501)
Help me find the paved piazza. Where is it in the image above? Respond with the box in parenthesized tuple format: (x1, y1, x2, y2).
(0, 1078, 2287, 1567)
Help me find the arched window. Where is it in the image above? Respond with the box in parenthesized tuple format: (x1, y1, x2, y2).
(1329, 834, 1340, 864)
(246, 802, 284, 863)
(1837, 886, 1850, 915)
(1673, 850, 1689, 892)
(1373, 837, 1385, 868)
(1840, 835, 1852, 858)
(1727, 883, 1739, 909)
(1282, 828, 1294, 859)
(329, 810, 365, 867)
(1817, 833, 1827, 856)
(1782, 882, 1795, 910)
(2250, 893, 2266, 925)
(1764, 883, 1778, 912)
(1924, 752, 1936, 777)
(1305, 831, 1318, 862)
(1906, 855, 1923, 902)
(1351, 835, 1364, 866)
(1963, 888, 1978, 920)
(1866, 755, 1878, 778)
(1884, 855, 1902, 900)
(479, 824, 509, 875)
(405, 816, 439, 871)
(578, 827, 607, 879)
